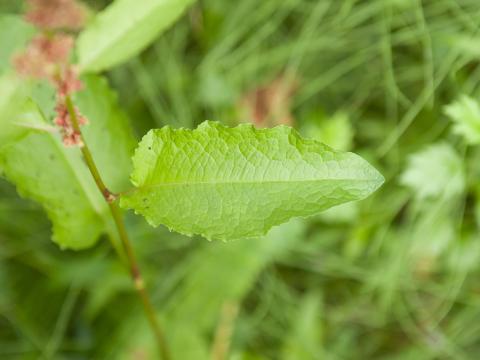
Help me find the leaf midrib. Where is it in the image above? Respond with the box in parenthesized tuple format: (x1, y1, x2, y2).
(132, 177, 381, 192)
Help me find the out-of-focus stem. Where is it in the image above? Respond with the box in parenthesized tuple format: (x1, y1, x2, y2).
(65, 95, 170, 360)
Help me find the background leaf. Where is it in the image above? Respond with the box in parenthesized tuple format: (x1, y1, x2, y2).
(75, 75, 137, 193)
(77, 0, 196, 73)
(0, 105, 109, 249)
(0, 75, 136, 249)
(120, 121, 383, 240)
(444, 95, 480, 145)
(0, 74, 32, 146)
(0, 15, 35, 74)
(400, 143, 465, 200)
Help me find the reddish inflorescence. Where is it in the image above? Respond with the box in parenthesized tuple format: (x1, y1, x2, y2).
(13, 0, 88, 147)
(13, 33, 86, 147)
(238, 75, 298, 128)
(54, 99, 88, 147)
(53, 65, 86, 147)
(13, 34, 74, 79)
(24, 0, 86, 31)
(55, 66, 83, 97)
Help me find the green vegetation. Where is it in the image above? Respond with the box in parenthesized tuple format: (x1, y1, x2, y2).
(2, 0, 480, 359)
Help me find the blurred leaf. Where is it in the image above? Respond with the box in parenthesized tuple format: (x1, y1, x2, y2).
(0, 74, 33, 146)
(77, 0, 197, 73)
(75, 75, 137, 193)
(301, 111, 353, 151)
(400, 143, 465, 200)
(318, 201, 358, 224)
(120, 121, 384, 240)
(0, 75, 135, 249)
(444, 95, 480, 145)
(0, 15, 35, 74)
(0, 105, 109, 249)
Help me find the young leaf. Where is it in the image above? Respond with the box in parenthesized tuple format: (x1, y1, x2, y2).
(400, 143, 465, 200)
(120, 121, 384, 240)
(77, 0, 196, 73)
(444, 95, 480, 145)
(301, 111, 353, 151)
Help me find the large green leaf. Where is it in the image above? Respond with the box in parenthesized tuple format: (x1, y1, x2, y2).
(120, 121, 384, 240)
(0, 74, 31, 145)
(77, 0, 196, 73)
(0, 105, 109, 250)
(75, 75, 137, 193)
(0, 15, 35, 74)
(0, 75, 136, 249)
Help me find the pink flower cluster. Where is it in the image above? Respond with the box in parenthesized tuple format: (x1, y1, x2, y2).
(13, 33, 86, 147)
(25, 0, 86, 31)
(13, 0, 89, 147)
(54, 99, 88, 147)
(14, 34, 74, 79)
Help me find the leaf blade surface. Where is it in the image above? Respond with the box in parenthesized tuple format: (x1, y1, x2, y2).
(77, 0, 196, 72)
(120, 121, 384, 240)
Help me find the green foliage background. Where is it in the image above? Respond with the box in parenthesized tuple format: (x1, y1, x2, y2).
(2, 0, 480, 359)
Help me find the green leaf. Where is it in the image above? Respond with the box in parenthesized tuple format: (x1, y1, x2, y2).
(0, 75, 136, 249)
(77, 0, 196, 73)
(444, 95, 480, 144)
(75, 75, 137, 193)
(120, 121, 384, 240)
(0, 104, 109, 250)
(301, 111, 353, 151)
(0, 74, 31, 145)
(0, 15, 35, 74)
(400, 143, 465, 200)
(0, 74, 56, 147)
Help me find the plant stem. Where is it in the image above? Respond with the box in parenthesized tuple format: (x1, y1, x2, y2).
(65, 95, 170, 360)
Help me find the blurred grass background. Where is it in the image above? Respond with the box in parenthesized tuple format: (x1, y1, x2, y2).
(3, 0, 480, 358)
